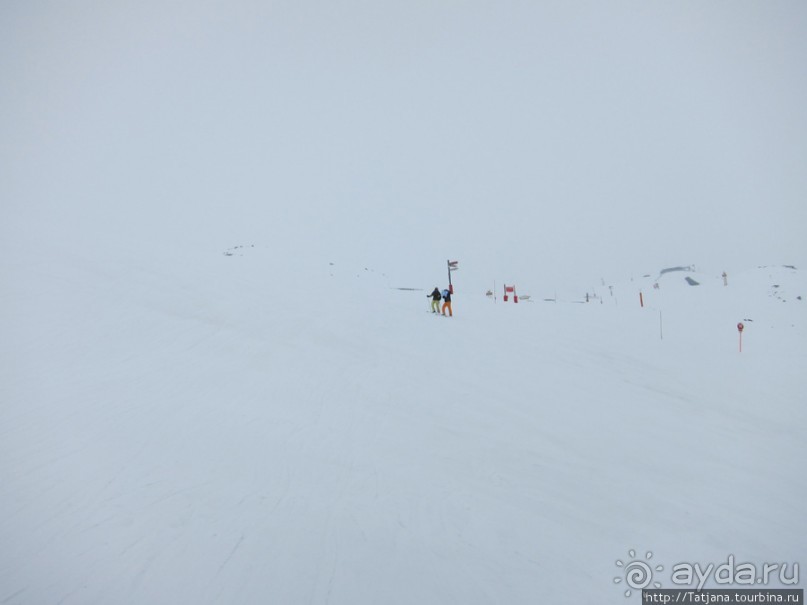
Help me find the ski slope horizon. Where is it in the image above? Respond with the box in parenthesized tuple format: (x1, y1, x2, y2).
(3, 1, 806, 292)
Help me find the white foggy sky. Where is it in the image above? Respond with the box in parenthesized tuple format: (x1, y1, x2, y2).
(2, 1, 805, 290)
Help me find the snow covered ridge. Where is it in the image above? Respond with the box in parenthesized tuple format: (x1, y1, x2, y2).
(658, 265, 697, 278)
(1, 244, 804, 604)
(580, 264, 805, 353)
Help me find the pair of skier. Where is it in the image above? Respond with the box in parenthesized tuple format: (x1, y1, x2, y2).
(428, 287, 452, 317)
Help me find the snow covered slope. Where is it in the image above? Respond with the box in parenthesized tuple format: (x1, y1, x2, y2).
(1, 234, 804, 604)
(2, 3, 805, 602)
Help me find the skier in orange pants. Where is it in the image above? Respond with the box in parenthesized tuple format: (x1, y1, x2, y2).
(441, 288, 453, 317)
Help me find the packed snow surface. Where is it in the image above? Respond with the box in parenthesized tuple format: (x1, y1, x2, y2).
(1, 236, 804, 604)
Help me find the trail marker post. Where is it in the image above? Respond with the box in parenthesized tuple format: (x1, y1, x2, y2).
(737, 322, 744, 352)
(447, 260, 458, 294)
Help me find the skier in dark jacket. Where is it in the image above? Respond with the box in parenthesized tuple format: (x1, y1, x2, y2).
(428, 287, 441, 313)
(441, 288, 453, 317)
